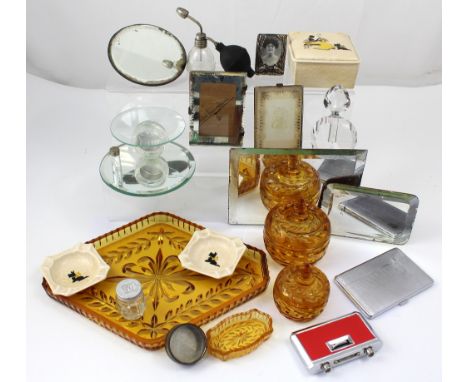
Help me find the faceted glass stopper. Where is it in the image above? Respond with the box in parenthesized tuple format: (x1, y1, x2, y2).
(324, 84, 351, 115)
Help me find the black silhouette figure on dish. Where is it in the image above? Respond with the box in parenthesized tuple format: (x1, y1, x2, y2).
(205, 252, 220, 267)
(68, 270, 89, 283)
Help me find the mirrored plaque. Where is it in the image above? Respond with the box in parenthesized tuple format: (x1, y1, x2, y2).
(254, 85, 303, 148)
(108, 24, 186, 86)
(335, 248, 433, 318)
(189, 71, 247, 145)
(228, 148, 367, 224)
(321, 183, 419, 244)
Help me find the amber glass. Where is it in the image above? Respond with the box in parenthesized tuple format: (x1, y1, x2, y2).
(273, 263, 330, 321)
(260, 156, 321, 210)
(42, 212, 269, 350)
(261, 154, 290, 169)
(207, 309, 273, 361)
(238, 154, 260, 195)
(264, 200, 330, 266)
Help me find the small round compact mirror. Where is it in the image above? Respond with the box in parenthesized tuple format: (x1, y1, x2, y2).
(108, 24, 187, 86)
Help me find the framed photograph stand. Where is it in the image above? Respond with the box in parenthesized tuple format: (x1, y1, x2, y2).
(254, 84, 303, 148)
(189, 71, 247, 146)
(255, 34, 288, 75)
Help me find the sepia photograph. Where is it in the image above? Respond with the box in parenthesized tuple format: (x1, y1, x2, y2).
(255, 33, 287, 75)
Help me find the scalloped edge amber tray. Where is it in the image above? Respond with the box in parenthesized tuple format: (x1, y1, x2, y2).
(207, 309, 273, 360)
(42, 212, 269, 350)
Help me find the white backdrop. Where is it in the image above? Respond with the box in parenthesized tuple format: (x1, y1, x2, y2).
(27, 2, 442, 381)
(27, 0, 441, 89)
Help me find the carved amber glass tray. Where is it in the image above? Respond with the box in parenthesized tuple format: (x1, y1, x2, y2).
(42, 212, 269, 350)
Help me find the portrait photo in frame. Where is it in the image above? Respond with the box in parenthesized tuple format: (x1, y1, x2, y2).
(255, 34, 288, 75)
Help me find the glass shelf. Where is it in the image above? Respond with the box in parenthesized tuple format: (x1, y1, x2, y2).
(99, 143, 196, 196)
(110, 106, 186, 147)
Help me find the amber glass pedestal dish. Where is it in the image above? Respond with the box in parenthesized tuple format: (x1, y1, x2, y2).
(273, 264, 330, 321)
(264, 200, 331, 266)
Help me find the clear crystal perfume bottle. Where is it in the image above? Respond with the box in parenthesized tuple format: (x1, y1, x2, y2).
(176, 7, 216, 72)
(311, 85, 357, 149)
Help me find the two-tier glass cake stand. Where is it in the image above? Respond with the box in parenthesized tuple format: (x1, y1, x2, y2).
(99, 106, 196, 196)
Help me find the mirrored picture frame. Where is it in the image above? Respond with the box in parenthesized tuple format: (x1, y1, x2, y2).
(189, 71, 247, 145)
(228, 148, 367, 224)
(255, 34, 288, 75)
(254, 85, 303, 148)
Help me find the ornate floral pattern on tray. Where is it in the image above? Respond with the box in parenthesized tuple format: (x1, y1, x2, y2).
(42, 212, 269, 350)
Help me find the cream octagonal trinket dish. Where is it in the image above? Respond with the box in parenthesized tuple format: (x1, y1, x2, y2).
(41, 243, 110, 296)
(179, 229, 247, 279)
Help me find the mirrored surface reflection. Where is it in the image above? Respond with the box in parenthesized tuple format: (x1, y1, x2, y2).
(108, 24, 187, 86)
(321, 184, 419, 244)
(228, 149, 367, 225)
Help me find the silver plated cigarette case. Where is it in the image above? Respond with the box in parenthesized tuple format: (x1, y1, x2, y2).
(335, 248, 434, 319)
(291, 312, 382, 374)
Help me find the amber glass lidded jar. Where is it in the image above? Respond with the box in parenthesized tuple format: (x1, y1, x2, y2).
(273, 263, 330, 321)
(259, 155, 321, 210)
(264, 199, 331, 266)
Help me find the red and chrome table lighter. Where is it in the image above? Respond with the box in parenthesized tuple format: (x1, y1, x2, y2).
(290, 312, 382, 374)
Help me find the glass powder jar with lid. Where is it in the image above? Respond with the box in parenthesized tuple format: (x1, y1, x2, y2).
(115, 279, 146, 320)
(260, 155, 321, 211)
(264, 199, 331, 266)
(273, 263, 330, 321)
(263, 199, 331, 265)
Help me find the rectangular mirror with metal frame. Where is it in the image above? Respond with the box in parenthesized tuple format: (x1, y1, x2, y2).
(321, 184, 419, 244)
(254, 84, 303, 148)
(189, 71, 247, 145)
(228, 148, 367, 225)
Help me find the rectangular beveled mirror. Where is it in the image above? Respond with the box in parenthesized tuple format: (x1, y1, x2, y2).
(189, 71, 247, 145)
(228, 148, 367, 224)
(254, 84, 303, 148)
(321, 184, 419, 244)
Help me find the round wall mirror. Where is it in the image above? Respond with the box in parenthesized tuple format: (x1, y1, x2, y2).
(108, 24, 187, 86)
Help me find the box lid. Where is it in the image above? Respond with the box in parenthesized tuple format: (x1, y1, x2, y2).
(288, 32, 360, 63)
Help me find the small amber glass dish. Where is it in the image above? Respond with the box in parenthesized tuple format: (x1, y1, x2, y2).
(207, 309, 273, 361)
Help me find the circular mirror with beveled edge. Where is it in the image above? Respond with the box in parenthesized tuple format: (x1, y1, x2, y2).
(108, 24, 187, 86)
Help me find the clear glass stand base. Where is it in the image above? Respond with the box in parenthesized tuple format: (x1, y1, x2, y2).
(99, 143, 196, 197)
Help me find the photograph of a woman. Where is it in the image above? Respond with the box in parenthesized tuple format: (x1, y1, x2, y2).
(255, 34, 287, 75)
